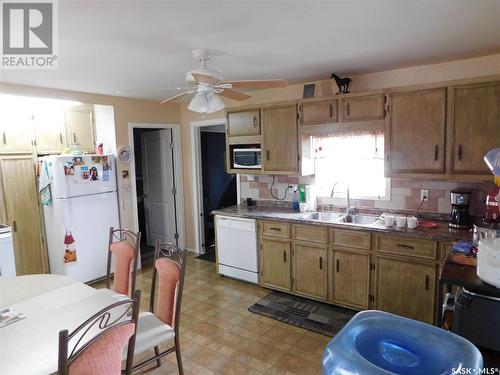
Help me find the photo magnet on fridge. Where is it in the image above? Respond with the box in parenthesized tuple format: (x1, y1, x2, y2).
(72, 157, 84, 166)
(63, 230, 77, 264)
(63, 162, 74, 176)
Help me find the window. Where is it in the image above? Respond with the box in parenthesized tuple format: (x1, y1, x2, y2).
(313, 131, 390, 200)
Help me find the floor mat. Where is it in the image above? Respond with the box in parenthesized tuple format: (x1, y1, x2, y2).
(249, 290, 356, 336)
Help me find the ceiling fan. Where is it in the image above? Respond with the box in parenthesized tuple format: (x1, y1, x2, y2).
(136, 49, 288, 113)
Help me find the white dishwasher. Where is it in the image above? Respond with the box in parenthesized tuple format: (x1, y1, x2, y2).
(0, 225, 16, 277)
(216, 216, 258, 284)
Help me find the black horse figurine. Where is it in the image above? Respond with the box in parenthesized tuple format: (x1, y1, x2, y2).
(331, 73, 351, 94)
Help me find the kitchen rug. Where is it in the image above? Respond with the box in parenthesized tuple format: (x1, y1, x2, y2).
(249, 290, 356, 336)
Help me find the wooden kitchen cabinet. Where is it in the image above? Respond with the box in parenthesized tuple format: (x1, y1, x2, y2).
(376, 256, 436, 324)
(0, 155, 47, 275)
(300, 99, 338, 125)
(293, 241, 327, 300)
(331, 249, 370, 309)
(65, 105, 95, 152)
(448, 81, 500, 175)
(34, 108, 67, 154)
(0, 110, 34, 154)
(262, 104, 299, 173)
(226, 109, 261, 137)
(386, 88, 446, 174)
(341, 94, 386, 122)
(260, 237, 292, 291)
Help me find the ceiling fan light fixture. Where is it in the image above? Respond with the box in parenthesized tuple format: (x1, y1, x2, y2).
(188, 91, 208, 113)
(206, 92, 225, 113)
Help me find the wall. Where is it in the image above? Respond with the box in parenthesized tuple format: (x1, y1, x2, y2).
(0, 83, 181, 231)
(181, 53, 500, 250)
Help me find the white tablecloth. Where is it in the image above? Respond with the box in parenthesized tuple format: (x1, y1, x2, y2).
(0, 275, 123, 375)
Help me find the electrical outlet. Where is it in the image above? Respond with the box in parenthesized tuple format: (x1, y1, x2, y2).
(420, 189, 429, 202)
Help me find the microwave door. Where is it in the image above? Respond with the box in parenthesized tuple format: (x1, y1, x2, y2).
(233, 149, 261, 169)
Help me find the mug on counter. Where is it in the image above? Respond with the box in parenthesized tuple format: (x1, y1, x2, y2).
(407, 216, 418, 229)
(384, 216, 395, 227)
(396, 216, 407, 228)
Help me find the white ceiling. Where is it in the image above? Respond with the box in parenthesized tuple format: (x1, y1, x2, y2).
(2, 0, 500, 101)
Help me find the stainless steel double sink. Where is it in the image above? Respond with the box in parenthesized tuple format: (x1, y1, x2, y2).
(300, 212, 381, 226)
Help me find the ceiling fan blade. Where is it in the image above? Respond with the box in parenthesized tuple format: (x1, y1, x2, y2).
(223, 79, 288, 90)
(160, 90, 194, 104)
(117, 87, 191, 94)
(219, 89, 251, 101)
(191, 73, 217, 85)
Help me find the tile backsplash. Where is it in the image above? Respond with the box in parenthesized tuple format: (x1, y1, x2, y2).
(239, 174, 494, 218)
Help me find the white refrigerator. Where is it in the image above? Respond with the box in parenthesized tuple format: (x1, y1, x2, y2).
(41, 154, 120, 283)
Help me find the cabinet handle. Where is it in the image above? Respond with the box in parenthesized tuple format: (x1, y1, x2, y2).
(319, 256, 323, 270)
(2, 132, 6, 144)
(12, 220, 17, 232)
(346, 102, 351, 116)
(329, 104, 333, 118)
(72, 133, 76, 143)
(253, 116, 257, 127)
(397, 244, 414, 250)
(269, 227, 281, 232)
(59, 132, 63, 144)
(425, 275, 430, 291)
(336, 259, 340, 272)
(434, 145, 439, 161)
(283, 251, 287, 263)
(266, 150, 270, 161)
(457, 144, 463, 161)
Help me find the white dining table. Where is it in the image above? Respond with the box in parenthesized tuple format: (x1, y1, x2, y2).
(0, 274, 124, 375)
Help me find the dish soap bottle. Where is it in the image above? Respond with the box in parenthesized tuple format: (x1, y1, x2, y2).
(292, 186, 299, 211)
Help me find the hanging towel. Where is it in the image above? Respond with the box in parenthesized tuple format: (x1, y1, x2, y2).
(39, 160, 52, 205)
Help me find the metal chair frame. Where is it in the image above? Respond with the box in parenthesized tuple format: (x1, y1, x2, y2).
(58, 290, 141, 375)
(106, 227, 141, 298)
(131, 241, 187, 374)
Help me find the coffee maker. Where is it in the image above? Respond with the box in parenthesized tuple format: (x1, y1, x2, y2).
(449, 190, 471, 229)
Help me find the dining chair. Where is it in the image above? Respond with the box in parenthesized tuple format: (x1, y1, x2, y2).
(131, 241, 187, 374)
(106, 227, 141, 298)
(58, 289, 141, 375)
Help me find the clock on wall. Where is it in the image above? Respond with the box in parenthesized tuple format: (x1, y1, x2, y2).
(117, 146, 132, 163)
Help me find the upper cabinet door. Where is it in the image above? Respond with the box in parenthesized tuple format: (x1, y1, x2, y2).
(34, 108, 66, 154)
(226, 109, 260, 137)
(0, 110, 34, 153)
(65, 106, 95, 152)
(449, 82, 500, 174)
(262, 104, 298, 173)
(387, 89, 446, 174)
(301, 99, 338, 125)
(341, 95, 386, 121)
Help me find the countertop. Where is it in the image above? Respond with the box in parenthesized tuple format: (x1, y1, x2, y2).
(212, 205, 473, 243)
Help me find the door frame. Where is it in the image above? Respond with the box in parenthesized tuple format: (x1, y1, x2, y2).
(127, 122, 186, 251)
(190, 118, 240, 254)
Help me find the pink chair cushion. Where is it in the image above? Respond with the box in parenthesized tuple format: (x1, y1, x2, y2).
(155, 258, 180, 326)
(68, 323, 134, 375)
(110, 242, 135, 296)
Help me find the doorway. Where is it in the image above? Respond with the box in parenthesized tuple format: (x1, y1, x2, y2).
(191, 120, 238, 259)
(130, 124, 185, 266)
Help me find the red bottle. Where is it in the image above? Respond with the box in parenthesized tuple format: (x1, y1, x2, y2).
(485, 185, 500, 223)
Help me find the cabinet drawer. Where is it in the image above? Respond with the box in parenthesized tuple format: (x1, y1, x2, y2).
(330, 229, 371, 249)
(261, 221, 290, 238)
(293, 224, 328, 244)
(375, 235, 437, 260)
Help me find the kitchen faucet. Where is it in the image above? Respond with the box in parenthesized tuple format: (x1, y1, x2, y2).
(330, 181, 352, 216)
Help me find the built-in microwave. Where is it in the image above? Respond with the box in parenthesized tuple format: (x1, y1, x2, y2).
(232, 147, 261, 169)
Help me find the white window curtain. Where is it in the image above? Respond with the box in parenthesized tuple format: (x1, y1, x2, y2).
(313, 131, 389, 200)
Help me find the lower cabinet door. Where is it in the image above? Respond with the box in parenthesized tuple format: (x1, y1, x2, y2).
(376, 256, 436, 324)
(294, 242, 327, 300)
(260, 237, 292, 291)
(333, 251, 370, 309)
